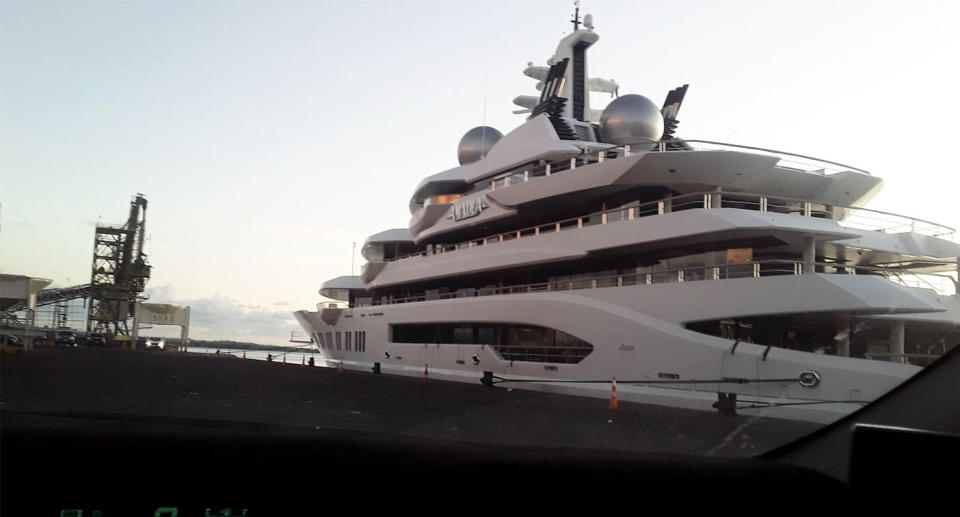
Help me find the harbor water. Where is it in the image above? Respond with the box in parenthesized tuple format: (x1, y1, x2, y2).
(186, 346, 319, 364)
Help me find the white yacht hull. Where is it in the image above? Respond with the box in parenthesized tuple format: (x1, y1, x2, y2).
(295, 274, 935, 424)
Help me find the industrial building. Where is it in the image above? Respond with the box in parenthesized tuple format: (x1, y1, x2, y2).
(1, 194, 190, 349)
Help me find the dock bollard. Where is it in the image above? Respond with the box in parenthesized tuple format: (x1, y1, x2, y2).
(609, 376, 619, 410)
(714, 393, 738, 417)
(481, 371, 494, 387)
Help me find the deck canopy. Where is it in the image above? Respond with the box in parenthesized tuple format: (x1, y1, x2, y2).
(362, 228, 416, 261)
(319, 275, 366, 301)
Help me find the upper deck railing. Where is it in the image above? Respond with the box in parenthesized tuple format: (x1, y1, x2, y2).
(484, 138, 872, 192)
(681, 140, 872, 176)
(356, 258, 958, 308)
(391, 190, 955, 263)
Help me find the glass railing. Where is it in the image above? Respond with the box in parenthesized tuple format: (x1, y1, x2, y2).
(356, 258, 958, 308)
(681, 140, 872, 176)
(392, 191, 955, 262)
(484, 138, 872, 193)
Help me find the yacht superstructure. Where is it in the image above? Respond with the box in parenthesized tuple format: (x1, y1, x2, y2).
(295, 12, 960, 423)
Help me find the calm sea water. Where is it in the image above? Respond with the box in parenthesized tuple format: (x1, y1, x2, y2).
(186, 346, 319, 365)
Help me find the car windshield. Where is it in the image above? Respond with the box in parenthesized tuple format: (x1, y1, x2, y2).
(1, 0, 958, 477)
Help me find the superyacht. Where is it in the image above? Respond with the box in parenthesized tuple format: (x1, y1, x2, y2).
(295, 11, 960, 423)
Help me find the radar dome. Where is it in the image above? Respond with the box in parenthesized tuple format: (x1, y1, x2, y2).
(458, 126, 503, 165)
(598, 94, 664, 148)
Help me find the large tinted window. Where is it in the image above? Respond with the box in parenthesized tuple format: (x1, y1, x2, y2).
(391, 323, 593, 364)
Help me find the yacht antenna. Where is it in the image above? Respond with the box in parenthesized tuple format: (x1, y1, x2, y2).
(351, 241, 356, 276)
(571, 1, 581, 31)
(482, 41, 489, 158)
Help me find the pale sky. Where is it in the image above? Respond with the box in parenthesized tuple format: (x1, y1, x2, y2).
(2, 1, 959, 345)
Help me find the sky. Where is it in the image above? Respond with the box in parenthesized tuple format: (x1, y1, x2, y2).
(2, 0, 959, 345)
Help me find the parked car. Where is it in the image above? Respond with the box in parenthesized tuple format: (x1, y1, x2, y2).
(1, 334, 24, 355)
(144, 337, 165, 350)
(55, 330, 78, 347)
(3, 334, 23, 346)
(87, 333, 107, 347)
(2, 334, 23, 347)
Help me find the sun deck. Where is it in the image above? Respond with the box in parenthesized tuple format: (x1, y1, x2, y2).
(487, 139, 874, 191)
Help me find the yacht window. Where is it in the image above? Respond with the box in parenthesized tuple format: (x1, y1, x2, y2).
(453, 326, 473, 344)
(345, 332, 352, 351)
(364, 245, 385, 261)
(477, 326, 496, 345)
(390, 323, 593, 364)
(425, 193, 462, 207)
(727, 248, 753, 263)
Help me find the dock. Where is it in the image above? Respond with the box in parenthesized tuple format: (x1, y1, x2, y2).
(1, 347, 816, 456)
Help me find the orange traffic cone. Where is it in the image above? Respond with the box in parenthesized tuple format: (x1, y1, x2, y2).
(242, 352, 246, 360)
(609, 376, 619, 410)
(423, 364, 429, 384)
(301, 356, 305, 366)
(338, 361, 344, 374)
(283, 354, 286, 364)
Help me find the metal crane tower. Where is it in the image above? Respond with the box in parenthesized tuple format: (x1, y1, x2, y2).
(86, 194, 151, 335)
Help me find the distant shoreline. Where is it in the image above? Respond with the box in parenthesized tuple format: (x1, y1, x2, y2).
(174, 339, 313, 352)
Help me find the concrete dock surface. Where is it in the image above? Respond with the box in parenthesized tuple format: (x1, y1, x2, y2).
(1, 347, 818, 456)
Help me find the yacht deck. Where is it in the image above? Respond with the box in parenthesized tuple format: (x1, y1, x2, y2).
(395, 190, 955, 263)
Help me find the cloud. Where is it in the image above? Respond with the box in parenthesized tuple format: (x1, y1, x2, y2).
(273, 300, 290, 306)
(184, 297, 294, 337)
(142, 285, 297, 341)
(145, 284, 177, 301)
